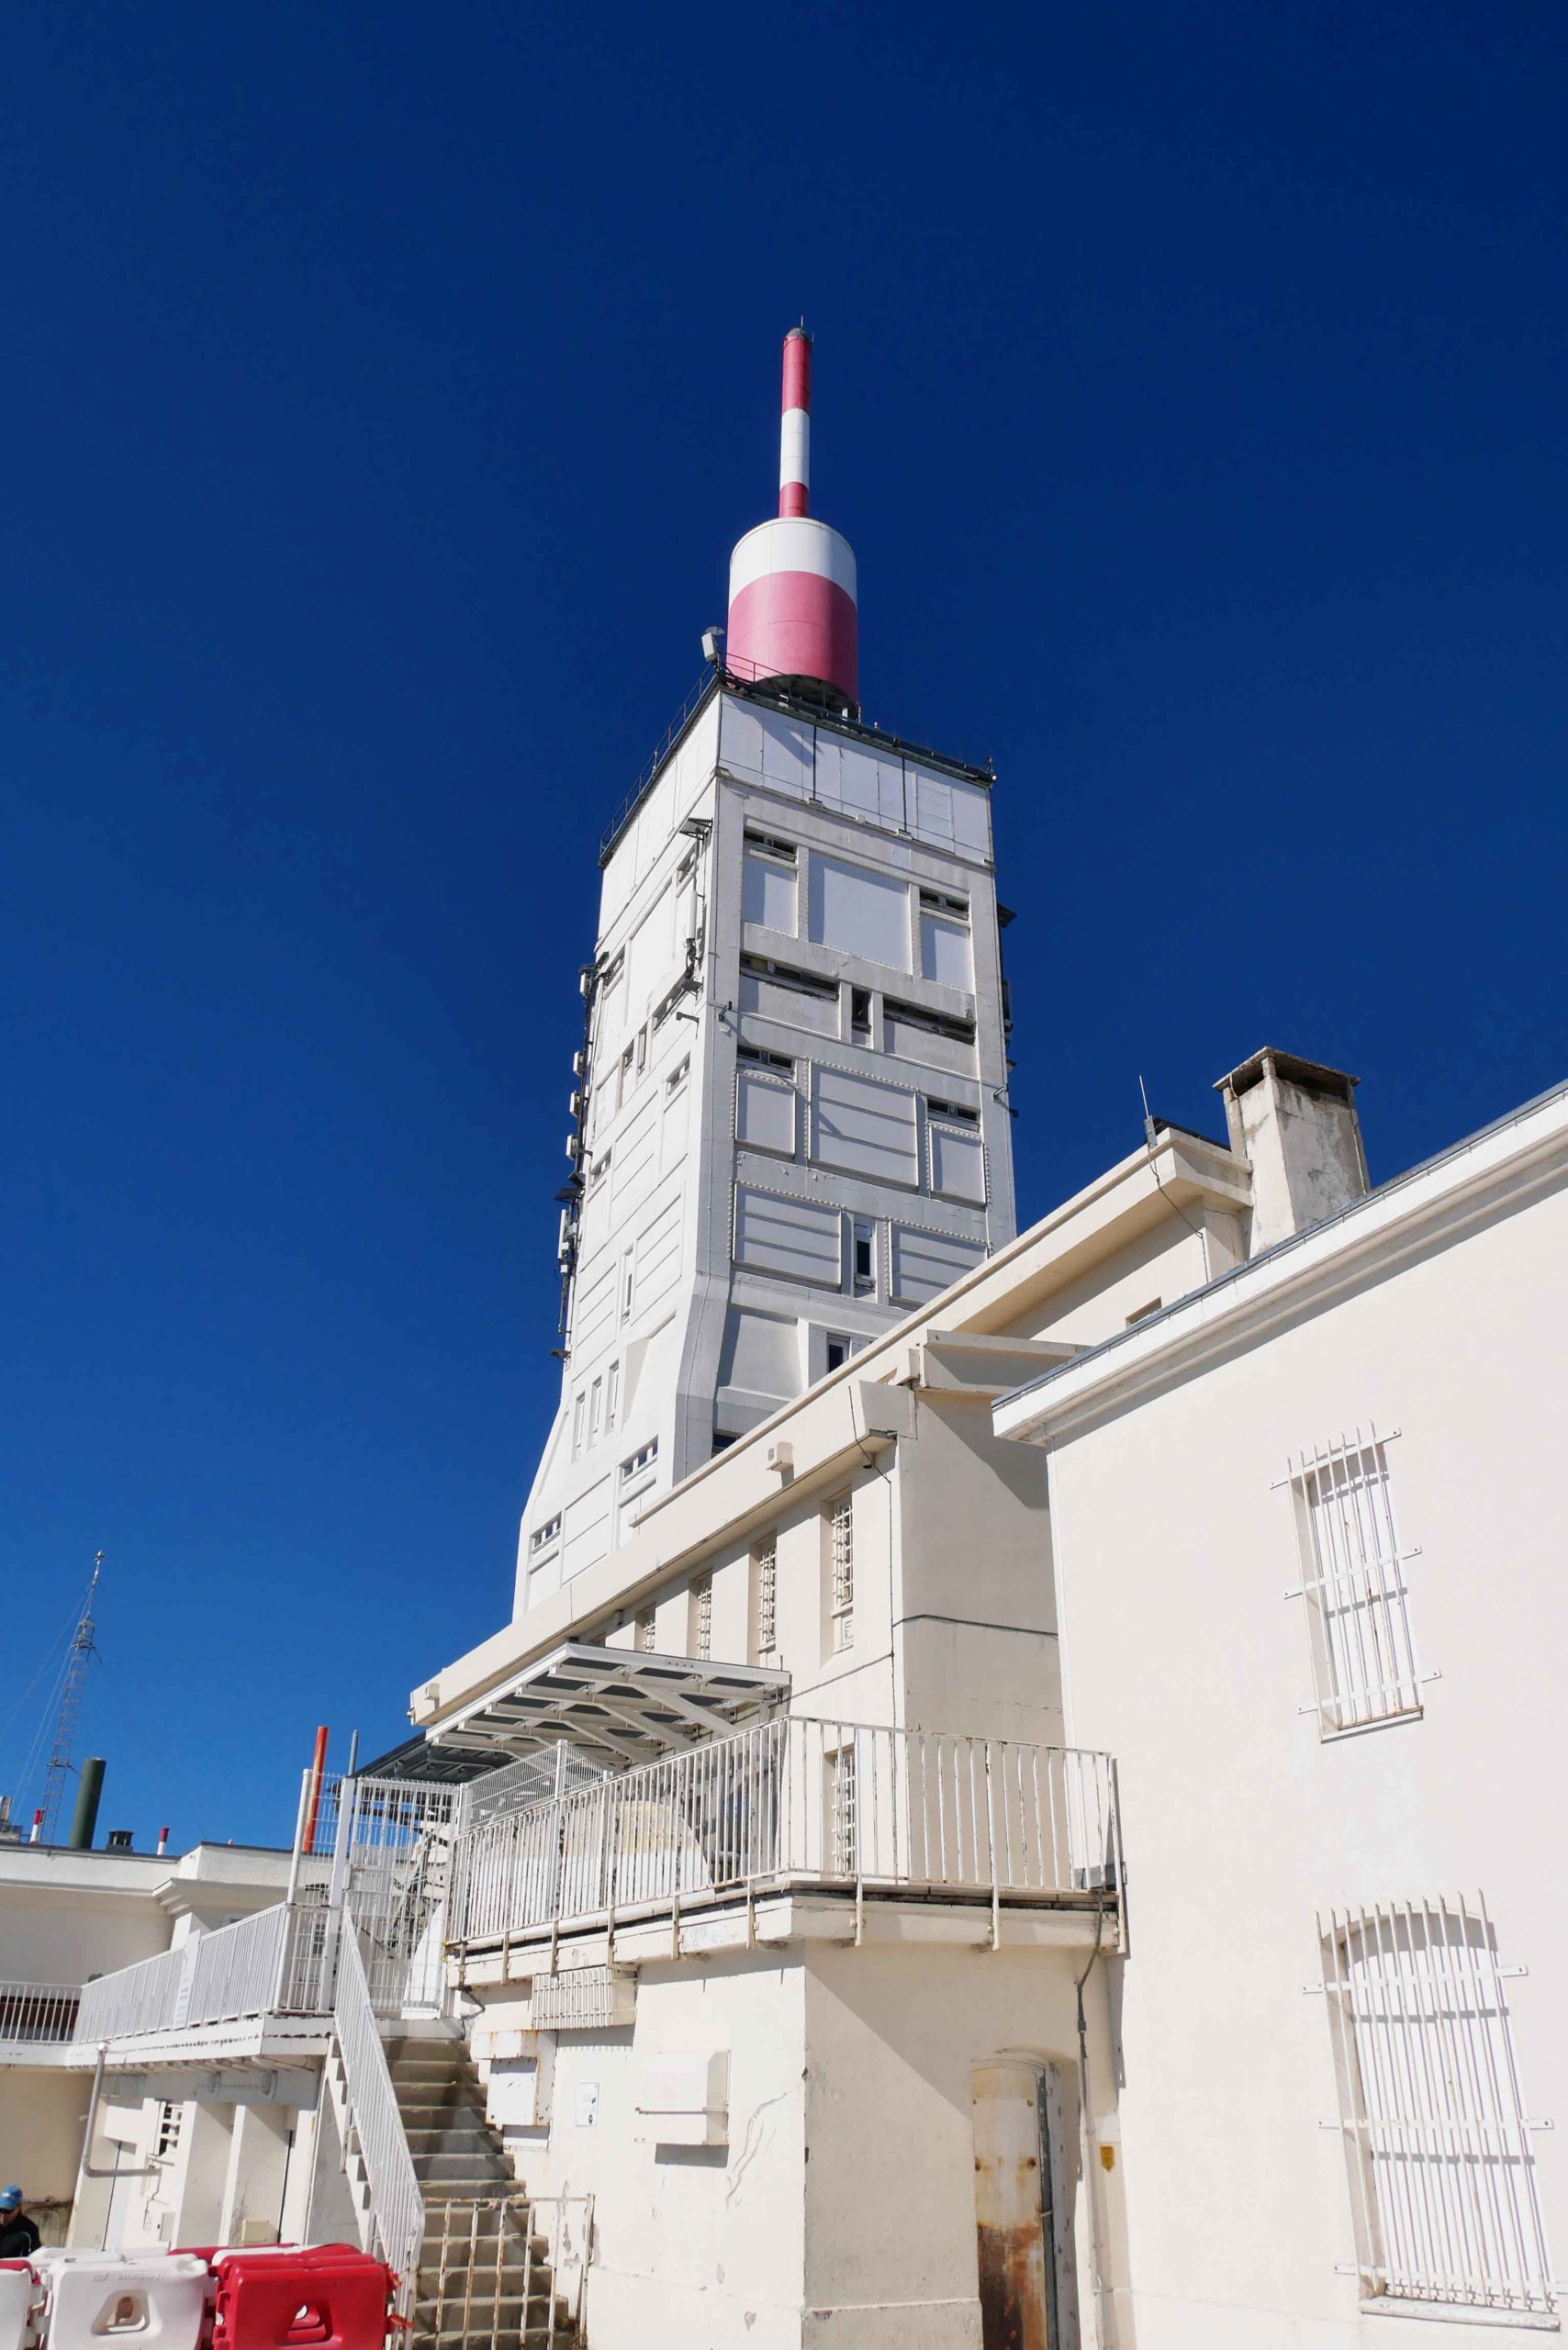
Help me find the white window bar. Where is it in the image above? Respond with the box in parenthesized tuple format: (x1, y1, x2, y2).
(692, 1573, 712, 1662)
(636, 1608, 656, 1654)
(829, 1496, 854, 1651)
(1320, 1896, 1554, 2317)
(1281, 1427, 1425, 1734)
(826, 1742, 858, 1875)
(754, 1536, 778, 1659)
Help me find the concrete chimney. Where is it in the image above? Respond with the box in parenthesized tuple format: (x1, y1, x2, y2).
(1215, 1047, 1370, 1255)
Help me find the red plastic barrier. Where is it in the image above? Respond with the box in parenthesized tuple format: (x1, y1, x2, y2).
(209, 2250, 396, 2350)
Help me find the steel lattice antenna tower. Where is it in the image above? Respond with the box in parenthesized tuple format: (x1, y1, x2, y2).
(39, 1553, 102, 1845)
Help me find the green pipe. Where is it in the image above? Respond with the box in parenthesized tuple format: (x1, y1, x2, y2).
(68, 1757, 106, 1850)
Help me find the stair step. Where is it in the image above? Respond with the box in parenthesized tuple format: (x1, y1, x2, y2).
(405, 2123, 503, 2153)
(413, 2331, 574, 2350)
(414, 2292, 556, 2324)
(413, 2156, 514, 2186)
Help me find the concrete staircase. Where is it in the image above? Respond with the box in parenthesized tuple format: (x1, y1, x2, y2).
(386, 2034, 578, 2350)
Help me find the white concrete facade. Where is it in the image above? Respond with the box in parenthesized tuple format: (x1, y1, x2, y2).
(410, 1058, 1565, 2347)
(510, 683, 1017, 1623)
(993, 1080, 1568, 2347)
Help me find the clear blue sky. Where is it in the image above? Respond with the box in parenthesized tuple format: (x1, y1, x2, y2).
(3, 3, 1563, 1849)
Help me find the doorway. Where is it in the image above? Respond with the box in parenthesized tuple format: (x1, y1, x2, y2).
(970, 2060, 1078, 2350)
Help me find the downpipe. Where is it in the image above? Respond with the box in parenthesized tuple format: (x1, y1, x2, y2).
(80, 2045, 156, 2179)
(1075, 1904, 1112, 2349)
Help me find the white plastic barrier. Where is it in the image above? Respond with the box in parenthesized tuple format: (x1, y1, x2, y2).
(33, 2255, 209, 2350)
(0, 2265, 39, 2350)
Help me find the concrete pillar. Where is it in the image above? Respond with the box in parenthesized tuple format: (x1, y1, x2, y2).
(218, 2104, 292, 2247)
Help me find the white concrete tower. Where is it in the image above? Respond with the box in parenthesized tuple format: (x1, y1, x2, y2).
(515, 331, 1017, 1617)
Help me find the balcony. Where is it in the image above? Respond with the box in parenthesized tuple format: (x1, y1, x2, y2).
(0, 1981, 82, 2064)
(446, 1714, 1122, 1968)
(71, 1900, 339, 2067)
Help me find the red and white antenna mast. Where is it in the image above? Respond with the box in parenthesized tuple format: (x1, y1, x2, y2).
(725, 327, 858, 709)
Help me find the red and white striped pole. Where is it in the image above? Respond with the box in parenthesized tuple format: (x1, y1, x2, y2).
(779, 328, 811, 519)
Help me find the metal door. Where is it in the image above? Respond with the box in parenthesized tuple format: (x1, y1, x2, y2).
(971, 2061, 1077, 2350)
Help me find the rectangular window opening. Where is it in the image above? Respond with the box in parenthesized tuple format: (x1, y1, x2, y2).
(1284, 1429, 1423, 1735)
(851, 1220, 875, 1296)
(691, 1572, 712, 1662)
(753, 1535, 778, 1661)
(1321, 1897, 1553, 2317)
(828, 1494, 854, 1651)
(621, 1437, 658, 1484)
(826, 1742, 857, 1874)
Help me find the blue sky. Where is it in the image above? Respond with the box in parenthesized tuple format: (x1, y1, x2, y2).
(3, 3, 1564, 1848)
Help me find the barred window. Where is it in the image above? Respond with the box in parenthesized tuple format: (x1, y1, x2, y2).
(1319, 1897, 1553, 2318)
(1281, 1428, 1424, 1734)
(691, 1573, 712, 1662)
(635, 1608, 656, 1654)
(154, 2101, 183, 2160)
(826, 1743, 857, 1874)
(753, 1536, 778, 1660)
(828, 1495, 854, 1651)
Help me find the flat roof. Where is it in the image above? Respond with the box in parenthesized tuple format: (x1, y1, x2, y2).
(599, 674, 993, 865)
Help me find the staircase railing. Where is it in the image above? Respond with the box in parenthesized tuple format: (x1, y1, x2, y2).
(332, 1923, 423, 2312)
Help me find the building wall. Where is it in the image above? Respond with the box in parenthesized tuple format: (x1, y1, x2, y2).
(1040, 1167, 1568, 2347)
(479, 1957, 810, 2350)
(514, 685, 1016, 1618)
(0, 2067, 88, 2207)
(476, 1933, 1114, 2350)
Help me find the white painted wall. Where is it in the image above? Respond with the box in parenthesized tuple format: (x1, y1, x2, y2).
(1025, 1126, 1568, 2346)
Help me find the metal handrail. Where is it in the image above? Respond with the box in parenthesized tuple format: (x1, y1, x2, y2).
(0, 1980, 82, 2043)
(72, 1901, 335, 2046)
(333, 1924, 422, 2313)
(447, 1716, 1122, 1950)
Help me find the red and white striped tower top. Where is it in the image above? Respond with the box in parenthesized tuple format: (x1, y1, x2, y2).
(726, 328, 858, 707)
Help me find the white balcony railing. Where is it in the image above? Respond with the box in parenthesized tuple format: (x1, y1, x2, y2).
(73, 1902, 333, 2047)
(447, 1716, 1121, 1949)
(0, 1981, 82, 2045)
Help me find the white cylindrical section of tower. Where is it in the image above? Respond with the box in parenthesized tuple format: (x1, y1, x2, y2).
(726, 515, 858, 702)
(779, 408, 810, 499)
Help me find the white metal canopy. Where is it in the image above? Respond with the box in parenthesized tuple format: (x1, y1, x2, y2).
(425, 1641, 790, 1770)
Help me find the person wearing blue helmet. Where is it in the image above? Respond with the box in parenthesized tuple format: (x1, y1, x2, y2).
(0, 2187, 39, 2259)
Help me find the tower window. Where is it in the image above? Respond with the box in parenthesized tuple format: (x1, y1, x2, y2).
(824, 1333, 854, 1374)
(851, 1220, 875, 1296)
(850, 988, 872, 1042)
(635, 1607, 656, 1653)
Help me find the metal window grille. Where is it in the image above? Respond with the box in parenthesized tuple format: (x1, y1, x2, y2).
(693, 1574, 712, 1662)
(754, 1537, 778, 1658)
(636, 1608, 656, 1654)
(826, 1743, 857, 1874)
(154, 2101, 183, 2159)
(829, 1497, 854, 1651)
(1282, 1428, 1423, 1733)
(1320, 1897, 1554, 2317)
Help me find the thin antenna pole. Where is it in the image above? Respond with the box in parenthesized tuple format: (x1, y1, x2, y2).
(39, 1554, 103, 1846)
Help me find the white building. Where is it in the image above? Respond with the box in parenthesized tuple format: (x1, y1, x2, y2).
(57, 338, 1564, 2350)
(0, 1832, 307, 2248)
